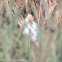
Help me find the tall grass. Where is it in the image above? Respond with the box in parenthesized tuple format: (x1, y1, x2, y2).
(0, 0, 62, 62)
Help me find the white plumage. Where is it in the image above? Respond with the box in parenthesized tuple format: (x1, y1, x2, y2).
(23, 14, 38, 46)
(23, 28, 29, 35)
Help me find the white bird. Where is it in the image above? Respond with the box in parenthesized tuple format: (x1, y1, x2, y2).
(23, 14, 38, 46)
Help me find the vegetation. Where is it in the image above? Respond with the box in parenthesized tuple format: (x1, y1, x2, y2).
(0, 0, 62, 62)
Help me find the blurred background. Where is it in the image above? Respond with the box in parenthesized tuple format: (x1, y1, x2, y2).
(0, 0, 62, 62)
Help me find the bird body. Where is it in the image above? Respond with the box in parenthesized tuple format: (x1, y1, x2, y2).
(23, 14, 38, 46)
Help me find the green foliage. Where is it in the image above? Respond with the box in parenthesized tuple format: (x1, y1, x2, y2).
(0, 0, 62, 62)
